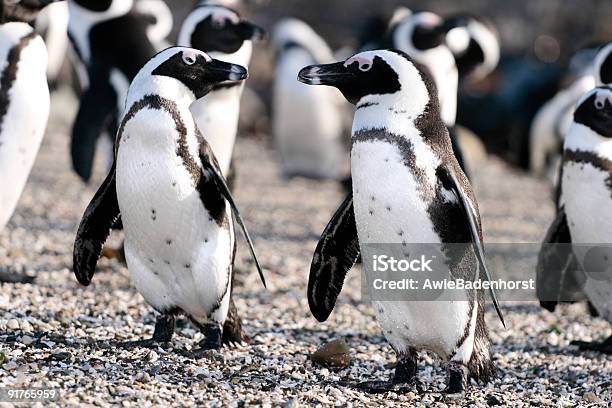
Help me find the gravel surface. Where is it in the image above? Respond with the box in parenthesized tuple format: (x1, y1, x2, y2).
(0, 90, 610, 407)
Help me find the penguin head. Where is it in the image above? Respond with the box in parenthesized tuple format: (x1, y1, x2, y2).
(574, 87, 612, 138)
(392, 12, 448, 53)
(129, 47, 247, 104)
(180, 4, 264, 56)
(443, 14, 500, 80)
(298, 49, 436, 113)
(271, 18, 335, 64)
(594, 43, 612, 86)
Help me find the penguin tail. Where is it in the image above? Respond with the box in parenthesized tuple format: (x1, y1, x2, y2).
(467, 309, 497, 383)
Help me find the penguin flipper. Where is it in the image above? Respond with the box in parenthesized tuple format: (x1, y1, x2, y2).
(71, 66, 117, 183)
(73, 163, 121, 286)
(199, 145, 267, 288)
(439, 166, 506, 328)
(308, 193, 360, 322)
(536, 207, 585, 313)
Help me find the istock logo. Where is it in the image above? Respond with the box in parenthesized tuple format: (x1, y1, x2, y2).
(372, 255, 435, 272)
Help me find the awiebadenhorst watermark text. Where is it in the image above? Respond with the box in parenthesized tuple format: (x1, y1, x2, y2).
(360, 243, 612, 302)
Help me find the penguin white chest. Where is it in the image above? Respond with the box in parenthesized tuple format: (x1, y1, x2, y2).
(115, 109, 233, 319)
(351, 137, 469, 358)
(0, 26, 50, 230)
(563, 161, 612, 322)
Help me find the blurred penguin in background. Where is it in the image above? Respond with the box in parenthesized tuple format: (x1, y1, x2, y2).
(530, 44, 610, 181)
(443, 14, 500, 83)
(67, 0, 170, 184)
(178, 0, 265, 183)
(0, 0, 64, 282)
(35, 1, 69, 88)
(134, 0, 173, 51)
(271, 18, 348, 181)
(388, 10, 468, 174)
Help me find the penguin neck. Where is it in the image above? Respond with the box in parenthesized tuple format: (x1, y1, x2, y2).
(125, 78, 196, 117)
(565, 123, 612, 159)
(352, 94, 426, 138)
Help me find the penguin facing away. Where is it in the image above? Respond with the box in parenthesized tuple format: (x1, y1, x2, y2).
(0, 0, 63, 283)
(73, 47, 266, 352)
(67, 0, 159, 183)
(537, 86, 612, 354)
(178, 2, 264, 178)
(299, 50, 505, 394)
(271, 18, 348, 181)
(133, 0, 173, 51)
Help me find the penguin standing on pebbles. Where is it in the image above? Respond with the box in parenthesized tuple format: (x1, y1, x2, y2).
(67, 0, 161, 183)
(178, 1, 264, 181)
(389, 11, 467, 175)
(73, 47, 266, 352)
(299, 50, 504, 394)
(0, 0, 63, 283)
(537, 86, 612, 355)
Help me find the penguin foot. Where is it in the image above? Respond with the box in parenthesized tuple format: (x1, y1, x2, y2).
(0, 271, 35, 284)
(193, 323, 223, 354)
(571, 335, 612, 354)
(118, 313, 175, 350)
(443, 362, 469, 396)
(222, 299, 250, 347)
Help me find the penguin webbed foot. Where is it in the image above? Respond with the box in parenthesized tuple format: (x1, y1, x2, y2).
(222, 300, 250, 347)
(118, 313, 175, 350)
(443, 362, 469, 397)
(193, 323, 223, 355)
(357, 351, 420, 394)
(571, 335, 612, 354)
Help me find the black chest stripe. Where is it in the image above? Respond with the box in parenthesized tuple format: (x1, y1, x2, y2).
(564, 149, 612, 172)
(0, 31, 38, 134)
(117, 94, 228, 227)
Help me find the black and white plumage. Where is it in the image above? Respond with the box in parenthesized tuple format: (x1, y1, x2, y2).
(178, 2, 264, 178)
(530, 43, 610, 179)
(271, 18, 348, 180)
(388, 10, 469, 175)
(443, 14, 499, 82)
(0, 0, 62, 282)
(537, 86, 612, 354)
(73, 47, 266, 351)
(67, 0, 161, 183)
(34, 1, 69, 85)
(299, 50, 504, 394)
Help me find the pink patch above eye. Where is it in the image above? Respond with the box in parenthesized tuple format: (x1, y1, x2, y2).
(345, 55, 374, 71)
(211, 10, 240, 26)
(182, 49, 211, 64)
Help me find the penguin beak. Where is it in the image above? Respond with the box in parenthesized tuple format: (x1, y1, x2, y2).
(298, 62, 354, 87)
(207, 59, 248, 83)
(236, 21, 266, 42)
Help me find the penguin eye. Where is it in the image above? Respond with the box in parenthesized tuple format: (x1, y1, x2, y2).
(359, 63, 372, 72)
(182, 54, 197, 65)
(595, 100, 606, 110)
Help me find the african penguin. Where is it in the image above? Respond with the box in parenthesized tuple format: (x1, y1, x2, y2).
(443, 14, 499, 82)
(537, 86, 612, 355)
(530, 44, 605, 179)
(133, 0, 173, 50)
(299, 50, 505, 394)
(0, 0, 62, 282)
(389, 11, 468, 175)
(67, 0, 160, 183)
(73, 47, 266, 352)
(271, 18, 348, 181)
(178, 2, 264, 178)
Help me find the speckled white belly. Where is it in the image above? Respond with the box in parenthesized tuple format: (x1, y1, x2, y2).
(352, 139, 470, 358)
(563, 162, 612, 322)
(116, 110, 233, 320)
